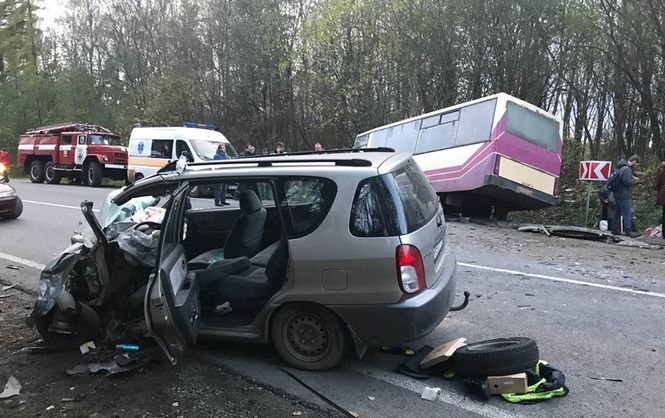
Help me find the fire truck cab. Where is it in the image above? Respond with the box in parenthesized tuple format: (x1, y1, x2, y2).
(17, 123, 128, 187)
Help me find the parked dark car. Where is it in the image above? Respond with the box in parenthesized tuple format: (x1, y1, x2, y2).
(0, 184, 23, 219)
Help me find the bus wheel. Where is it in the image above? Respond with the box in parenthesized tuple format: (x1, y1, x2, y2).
(29, 160, 45, 183)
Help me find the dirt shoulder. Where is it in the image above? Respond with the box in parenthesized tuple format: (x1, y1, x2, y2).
(0, 289, 338, 417)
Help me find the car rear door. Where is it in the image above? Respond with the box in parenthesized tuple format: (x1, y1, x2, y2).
(384, 161, 445, 288)
(145, 182, 201, 365)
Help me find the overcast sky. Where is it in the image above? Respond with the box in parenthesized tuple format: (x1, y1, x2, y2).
(37, 0, 67, 31)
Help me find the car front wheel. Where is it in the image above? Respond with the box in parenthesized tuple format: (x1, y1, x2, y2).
(271, 303, 347, 371)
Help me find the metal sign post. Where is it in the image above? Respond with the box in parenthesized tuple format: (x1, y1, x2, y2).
(579, 160, 612, 226)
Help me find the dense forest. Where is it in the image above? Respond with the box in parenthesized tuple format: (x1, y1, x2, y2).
(1, 0, 665, 227)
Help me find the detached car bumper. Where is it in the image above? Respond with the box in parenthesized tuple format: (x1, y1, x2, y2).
(330, 248, 457, 346)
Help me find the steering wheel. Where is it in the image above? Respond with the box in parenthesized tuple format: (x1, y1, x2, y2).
(133, 221, 161, 231)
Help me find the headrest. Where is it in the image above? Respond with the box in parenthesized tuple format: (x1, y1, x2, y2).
(239, 190, 263, 214)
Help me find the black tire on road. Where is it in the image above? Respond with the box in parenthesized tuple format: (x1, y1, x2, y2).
(29, 160, 45, 183)
(4, 198, 22, 219)
(453, 337, 539, 377)
(34, 303, 100, 346)
(85, 161, 103, 187)
(271, 303, 347, 371)
(44, 161, 62, 184)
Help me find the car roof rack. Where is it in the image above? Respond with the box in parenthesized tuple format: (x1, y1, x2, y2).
(186, 158, 373, 168)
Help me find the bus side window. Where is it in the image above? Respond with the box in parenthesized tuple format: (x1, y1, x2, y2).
(454, 99, 496, 147)
(385, 121, 419, 153)
(415, 115, 458, 154)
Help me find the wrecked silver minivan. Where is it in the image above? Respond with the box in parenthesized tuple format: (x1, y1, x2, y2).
(29, 150, 461, 370)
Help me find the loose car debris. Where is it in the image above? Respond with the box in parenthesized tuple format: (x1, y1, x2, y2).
(5, 265, 22, 271)
(2, 284, 17, 290)
(519, 225, 611, 241)
(0, 375, 21, 399)
(588, 376, 623, 382)
(420, 386, 441, 401)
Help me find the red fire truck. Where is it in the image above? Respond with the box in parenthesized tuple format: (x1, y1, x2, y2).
(17, 123, 128, 186)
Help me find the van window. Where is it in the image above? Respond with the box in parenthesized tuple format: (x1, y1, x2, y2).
(176, 140, 192, 160)
(280, 177, 336, 238)
(151, 139, 173, 159)
(189, 139, 238, 160)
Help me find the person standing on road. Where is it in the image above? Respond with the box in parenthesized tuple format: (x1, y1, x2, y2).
(656, 161, 665, 239)
(612, 155, 641, 237)
(314, 142, 323, 152)
(214, 144, 230, 206)
(239, 144, 256, 157)
(275, 141, 286, 154)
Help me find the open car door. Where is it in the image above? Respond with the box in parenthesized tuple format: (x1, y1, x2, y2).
(145, 182, 201, 365)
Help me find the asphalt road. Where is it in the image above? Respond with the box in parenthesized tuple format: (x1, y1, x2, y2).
(1, 179, 664, 417)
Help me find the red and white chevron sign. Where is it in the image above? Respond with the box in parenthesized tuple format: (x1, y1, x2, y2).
(579, 161, 612, 181)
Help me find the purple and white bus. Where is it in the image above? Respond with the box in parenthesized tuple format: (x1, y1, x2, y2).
(354, 93, 562, 219)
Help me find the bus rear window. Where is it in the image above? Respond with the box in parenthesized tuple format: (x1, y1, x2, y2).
(505, 101, 560, 152)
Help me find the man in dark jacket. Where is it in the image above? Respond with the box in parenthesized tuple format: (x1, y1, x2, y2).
(656, 161, 665, 239)
(612, 155, 641, 236)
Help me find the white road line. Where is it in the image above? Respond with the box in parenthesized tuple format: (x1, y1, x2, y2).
(22, 199, 100, 212)
(348, 362, 522, 418)
(459, 262, 665, 299)
(0, 251, 46, 270)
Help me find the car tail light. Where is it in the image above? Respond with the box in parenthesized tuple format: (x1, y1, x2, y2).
(396, 245, 426, 294)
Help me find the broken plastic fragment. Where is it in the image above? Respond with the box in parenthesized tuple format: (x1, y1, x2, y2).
(0, 375, 21, 399)
(420, 386, 441, 401)
(79, 341, 97, 354)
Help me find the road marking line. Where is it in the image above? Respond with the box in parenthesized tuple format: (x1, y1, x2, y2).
(348, 362, 522, 418)
(459, 262, 665, 299)
(0, 251, 46, 270)
(22, 199, 100, 212)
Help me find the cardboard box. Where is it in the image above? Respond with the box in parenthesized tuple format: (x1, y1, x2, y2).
(419, 338, 467, 369)
(487, 373, 528, 395)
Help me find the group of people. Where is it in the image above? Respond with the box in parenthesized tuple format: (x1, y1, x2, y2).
(210, 141, 325, 206)
(599, 155, 665, 239)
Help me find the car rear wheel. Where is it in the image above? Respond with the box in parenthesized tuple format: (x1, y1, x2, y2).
(29, 160, 45, 183)
(45, 162, 62, 184)
(271, 303, 347, 371)
(85, 162, 103, 187)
